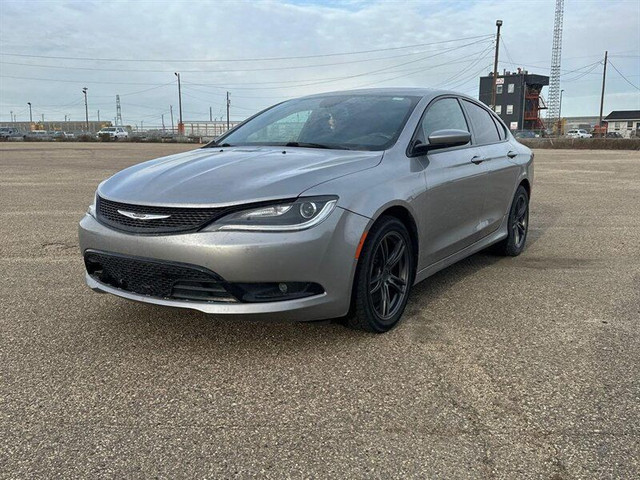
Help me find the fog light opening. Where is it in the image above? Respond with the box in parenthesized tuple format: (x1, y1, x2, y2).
(231, 282, 324, 303)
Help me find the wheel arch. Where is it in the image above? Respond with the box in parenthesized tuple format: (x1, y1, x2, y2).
(519, 178, 531, 197)
(367, 203, 420, 277)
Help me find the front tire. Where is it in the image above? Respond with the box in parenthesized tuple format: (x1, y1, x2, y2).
(346, 216, 415, 333)
(493, 185, 529, 256)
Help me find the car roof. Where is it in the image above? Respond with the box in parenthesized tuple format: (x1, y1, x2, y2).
(295, 87, 471, 102)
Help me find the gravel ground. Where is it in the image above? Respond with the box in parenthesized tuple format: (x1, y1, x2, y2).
(1, 143, 639, 479)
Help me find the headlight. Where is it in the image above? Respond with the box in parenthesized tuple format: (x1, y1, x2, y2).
(206, 196, 338, 232)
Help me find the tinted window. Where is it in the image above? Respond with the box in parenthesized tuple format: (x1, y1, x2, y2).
(218, 94, 421, 151)
(462, 100, 501, 144)
(418, 98, 468, 144)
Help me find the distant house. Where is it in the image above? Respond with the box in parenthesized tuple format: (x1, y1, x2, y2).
(604, 110, 640, 138)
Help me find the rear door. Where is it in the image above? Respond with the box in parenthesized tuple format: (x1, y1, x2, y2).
(414, 97, 488, 265)
(461, 99, 520, 237)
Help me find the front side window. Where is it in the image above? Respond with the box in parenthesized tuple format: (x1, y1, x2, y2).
(496, 85, 503, 94)
(627, 121, 633, 129)
(215, 94, 421, 151)
(416, 97, 468, 145)
(508, 84, 515, 93)
(506, 105, 514, 115)
(494, 105, 502, 114)
(462, 100, 501, 145)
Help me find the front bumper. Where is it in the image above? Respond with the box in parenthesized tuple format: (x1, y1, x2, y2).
(78, 207, 369, 321)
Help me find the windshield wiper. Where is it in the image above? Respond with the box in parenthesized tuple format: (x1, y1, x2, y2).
(206, 141, 233, 148)
(284, 141, 350, 150)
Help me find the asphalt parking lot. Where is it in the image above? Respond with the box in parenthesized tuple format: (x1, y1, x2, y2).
(1, 143, 639, 478)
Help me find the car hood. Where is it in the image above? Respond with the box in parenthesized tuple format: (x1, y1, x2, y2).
(98, 146, 383, 207)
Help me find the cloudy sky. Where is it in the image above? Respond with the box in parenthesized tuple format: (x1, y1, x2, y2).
(0, 0, 638, 127)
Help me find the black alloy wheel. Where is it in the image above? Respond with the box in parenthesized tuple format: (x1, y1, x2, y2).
(346, 216, 415, 333)
(493, 185, 530, 256)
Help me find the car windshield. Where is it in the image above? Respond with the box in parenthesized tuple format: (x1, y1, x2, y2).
(212, 94, 421, 151)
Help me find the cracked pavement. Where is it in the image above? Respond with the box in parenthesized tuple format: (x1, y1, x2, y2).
(1, 143, 639, 478)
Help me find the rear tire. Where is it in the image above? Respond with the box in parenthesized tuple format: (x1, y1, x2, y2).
(345, 216, 415, 333)
(493, 185, 529, 256)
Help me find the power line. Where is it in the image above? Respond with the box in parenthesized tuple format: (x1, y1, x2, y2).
(607, 59, 640, 91)
(182, 39, 493, 91)
(0, 35, 493, 63)
(0, 46, 491, 74)
(0, 75, 165, 85)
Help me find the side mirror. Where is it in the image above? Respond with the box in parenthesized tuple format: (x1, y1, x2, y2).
(411, 129, 471, 156)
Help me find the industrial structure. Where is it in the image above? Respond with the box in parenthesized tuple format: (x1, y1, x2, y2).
(479, 69, 549, 131)
(546, 0, 565, 131)
(0, 120, 111, 133)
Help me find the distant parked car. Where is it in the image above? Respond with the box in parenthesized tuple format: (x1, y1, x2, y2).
(605, 132, 622, 138)
(97, 126, 128, 140)
(514, 130, 537, 139)
(567, 129, 592, 138)
(53, 131, 75, 139)
(24, 130, 51, 140)
(0, 126, 20, 138)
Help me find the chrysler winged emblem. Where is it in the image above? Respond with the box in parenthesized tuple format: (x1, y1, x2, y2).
(117, 210, 171, 220)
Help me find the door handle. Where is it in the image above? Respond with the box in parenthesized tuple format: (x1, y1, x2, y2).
(471, 155, 485, 165)
(507, 150, 518, 159)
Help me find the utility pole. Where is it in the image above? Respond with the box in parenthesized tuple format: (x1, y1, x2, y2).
(209, 106, 212, 122)
(598, 51, 608, 131)
(226, 91, 230, 130)
(170, 105, 174, 134)
(174, 73, 183, 134)
(491, 20, 503, 111)
(10, 110, 13, 124)
(82, 87, 89, 132)
(97, 110, 100, 124)
(41, 114, 44, 125)
(161, 114, 166, 131)
(27, 102, 33, 125)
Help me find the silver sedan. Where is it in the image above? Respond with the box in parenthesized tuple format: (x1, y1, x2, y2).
(79, 88, 533, 332)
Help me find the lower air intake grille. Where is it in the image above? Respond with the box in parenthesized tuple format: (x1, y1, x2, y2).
(96, 196, 230, 234)
(84, 250, 236, 302)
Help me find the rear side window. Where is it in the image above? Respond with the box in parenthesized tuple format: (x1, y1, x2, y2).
(418, 98, 469, 144)
(462, 100, 501, 145)
(492, 116, 507, 140)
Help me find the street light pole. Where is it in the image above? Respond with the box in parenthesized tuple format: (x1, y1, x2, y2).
(27, 102, 33, 125)
(174, 73, 183, 134)
(226, 91, 230, 131)
(491, 20, 503, 111)
(82, 87, 89, 132)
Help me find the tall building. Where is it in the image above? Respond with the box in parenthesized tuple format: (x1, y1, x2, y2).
(479, 69, 549, 131)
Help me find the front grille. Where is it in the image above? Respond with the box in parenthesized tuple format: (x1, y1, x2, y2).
(96, 196, 230, 234)
(84, 250, 236, 302)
